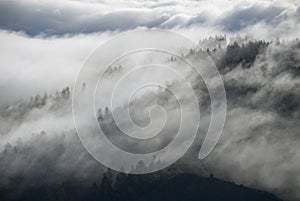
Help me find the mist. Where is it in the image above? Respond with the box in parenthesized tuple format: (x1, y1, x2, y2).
(0, 0, 300, 200)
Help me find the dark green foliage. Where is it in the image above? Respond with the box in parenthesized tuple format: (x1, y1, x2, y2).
(219, 41, 269, 72)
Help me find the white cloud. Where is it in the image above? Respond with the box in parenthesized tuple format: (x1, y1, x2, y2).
(0, 30, 115, 104)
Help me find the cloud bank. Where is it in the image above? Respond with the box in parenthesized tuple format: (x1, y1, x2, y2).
(0, 0, 299, 39)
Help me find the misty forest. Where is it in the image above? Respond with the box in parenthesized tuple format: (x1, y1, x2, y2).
(0, 36, 299, 201)
(1, 0, 300, 201)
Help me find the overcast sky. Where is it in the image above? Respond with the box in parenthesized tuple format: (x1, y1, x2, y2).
(0, 0, 299, 39)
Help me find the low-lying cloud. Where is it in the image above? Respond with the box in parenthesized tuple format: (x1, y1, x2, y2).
(0, 34, 300, 200)
(0, 0, 300, 200)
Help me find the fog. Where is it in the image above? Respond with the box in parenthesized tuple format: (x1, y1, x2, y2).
(0, 0, 300, 200)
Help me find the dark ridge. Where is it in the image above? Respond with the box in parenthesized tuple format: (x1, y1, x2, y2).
(0, 172, 281, 201)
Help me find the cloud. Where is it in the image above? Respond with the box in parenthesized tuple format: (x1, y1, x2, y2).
(0, 0, 299, 40)
(0, 0, 300, 200)
(195, 41, 300, 200)
(219, 2, 287, 31)
(0, 0, 169, 35)
(0, 30, 114, 104)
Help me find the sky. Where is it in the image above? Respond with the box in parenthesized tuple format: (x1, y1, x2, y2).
(0, 0, 300, 201)
(0, 0, 300, 38)
(0, 0, 299, 104)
